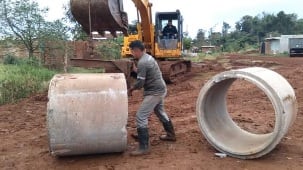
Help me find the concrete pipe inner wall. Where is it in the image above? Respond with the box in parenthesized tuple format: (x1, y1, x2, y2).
(196, 67, 297, 159)
(47, 73, 128, 156)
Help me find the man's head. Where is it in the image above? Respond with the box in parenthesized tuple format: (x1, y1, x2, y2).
(168, 19, 173, 26)
(129, 40, 145, 59)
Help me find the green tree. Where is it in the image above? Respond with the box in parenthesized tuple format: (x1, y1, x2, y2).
(295, 19, 303, 34)
(63, 4, 88, 41)
(195, 11, 303, 53)
(236, 15, 254, 33)
(221, 22, 231, 52)
(222, 22, 231, 37)
(43, 20, 70, 41)
(209, 32, 222, 46)
(183, 37, 192, 50)
(0, 0, 47, 58)
(275, 11, 297, 34)
(0, 0, 69, 58)
(193, 29, 205, 47)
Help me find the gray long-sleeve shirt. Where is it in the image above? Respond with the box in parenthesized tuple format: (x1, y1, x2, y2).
(133, 53, 166, 96)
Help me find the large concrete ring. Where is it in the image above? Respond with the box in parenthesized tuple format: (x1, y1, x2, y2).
(196, 67, 297, 159)
(47, 73, 128, 156)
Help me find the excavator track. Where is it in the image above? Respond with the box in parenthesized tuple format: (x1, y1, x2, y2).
(159, 60, 192, 84)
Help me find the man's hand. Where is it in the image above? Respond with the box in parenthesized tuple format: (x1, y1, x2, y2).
(128, 88, 134, 97)
(132, 62, 138, 73)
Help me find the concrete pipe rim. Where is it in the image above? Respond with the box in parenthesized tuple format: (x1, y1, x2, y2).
(196, 67, 296, 159)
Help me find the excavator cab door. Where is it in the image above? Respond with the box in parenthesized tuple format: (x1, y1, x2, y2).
(155, 10, 183, 50)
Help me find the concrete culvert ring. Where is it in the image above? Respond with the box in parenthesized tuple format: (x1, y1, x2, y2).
(47, 73, 128, 156)
(196, 67, 297, 159)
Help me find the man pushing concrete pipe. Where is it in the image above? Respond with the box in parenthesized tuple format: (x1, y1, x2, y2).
(127, 40, 176, 156)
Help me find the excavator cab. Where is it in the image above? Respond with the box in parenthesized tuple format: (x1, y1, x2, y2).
(155, 10, 183, 50)
(70, 0, 190, 83)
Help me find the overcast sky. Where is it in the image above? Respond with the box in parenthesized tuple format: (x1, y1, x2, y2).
(35, 0, 303, 38)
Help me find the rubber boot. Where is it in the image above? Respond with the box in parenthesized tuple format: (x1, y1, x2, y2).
(160, 120, 176, 141)
(130, 128, 150, 156)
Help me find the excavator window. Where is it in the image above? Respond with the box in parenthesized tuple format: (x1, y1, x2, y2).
(161, 20, 178, 39)
(155, 12, 182, 50)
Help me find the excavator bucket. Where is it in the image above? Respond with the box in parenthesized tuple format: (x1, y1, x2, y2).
(70, 0, 128, 36)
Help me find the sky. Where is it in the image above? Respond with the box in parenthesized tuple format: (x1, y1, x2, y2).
(35, 0, 303, 38)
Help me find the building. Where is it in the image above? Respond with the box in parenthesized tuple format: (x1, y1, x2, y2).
(264, 35, 303, 55)
(201, 46, 216, 54)
(280, 35, 303, 55)
(265, 37, 280, 54)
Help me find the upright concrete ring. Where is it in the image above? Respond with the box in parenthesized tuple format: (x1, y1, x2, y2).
(47, 73, 128, 156)
(196, 67, 297, 159)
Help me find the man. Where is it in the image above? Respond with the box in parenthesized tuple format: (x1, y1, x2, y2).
(162, 19, 178, 39)
(128, 40, 176, 156)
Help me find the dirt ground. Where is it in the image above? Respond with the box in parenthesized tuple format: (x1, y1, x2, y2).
(1, 55, 303, 170)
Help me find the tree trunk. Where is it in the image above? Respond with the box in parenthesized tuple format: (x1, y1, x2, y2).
(28, 48, 34, 58)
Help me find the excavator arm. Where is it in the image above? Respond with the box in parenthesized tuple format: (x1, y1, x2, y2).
(70, 0, 154, 52)
(130, 0, 154, 51)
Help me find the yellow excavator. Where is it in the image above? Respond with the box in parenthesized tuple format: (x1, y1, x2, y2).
(70, 0, 191, 83)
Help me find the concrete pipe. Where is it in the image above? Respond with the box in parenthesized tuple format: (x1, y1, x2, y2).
(196, 67, 297, 159)
(47, 73, 128, 156)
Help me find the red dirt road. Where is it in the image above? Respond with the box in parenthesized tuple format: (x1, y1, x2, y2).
(1, 55, 303, 170)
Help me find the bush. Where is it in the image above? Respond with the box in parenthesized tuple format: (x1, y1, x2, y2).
(2, 54, 42, 66)
(0, 63, 56, 105)
(21, 57, 41, 66)
(3, 54, 19, 65)
(96, 40, 121, 60)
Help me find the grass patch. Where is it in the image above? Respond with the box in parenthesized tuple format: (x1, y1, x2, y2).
(269, 53, 290, 57)
(186, 53, 221, 63)
(0, 54, 109, 105)
(0, 63, 56, 105)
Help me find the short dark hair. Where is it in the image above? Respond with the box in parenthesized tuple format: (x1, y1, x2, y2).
(129, 40, 145, 51)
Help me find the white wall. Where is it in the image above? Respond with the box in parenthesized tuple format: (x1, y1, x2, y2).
(280, 35, 303, 53)
(270, 40, 280, 54)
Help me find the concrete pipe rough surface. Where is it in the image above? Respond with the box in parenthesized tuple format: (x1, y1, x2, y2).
(47, 73, 128, 156)
(196, 67, 297, 159)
